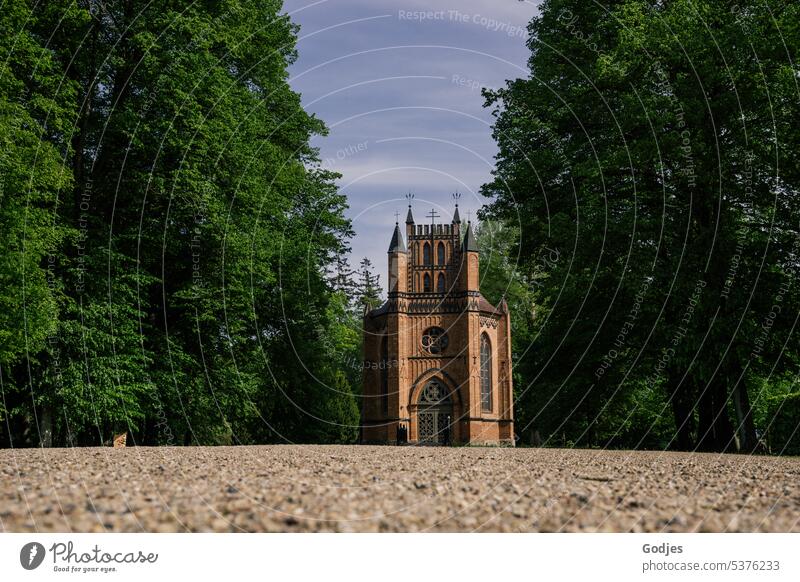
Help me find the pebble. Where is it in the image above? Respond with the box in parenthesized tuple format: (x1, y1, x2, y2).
(0, 446, 798, 532)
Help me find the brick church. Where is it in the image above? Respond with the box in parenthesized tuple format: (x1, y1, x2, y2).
(361, 202, 515, 446)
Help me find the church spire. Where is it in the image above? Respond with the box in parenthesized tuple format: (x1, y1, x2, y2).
(462, 221, 478, 252)
(405, 204, 414, 224)
(388, 222, 406, 252)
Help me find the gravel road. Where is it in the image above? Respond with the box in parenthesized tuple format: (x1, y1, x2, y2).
(1, 446, 798, 532)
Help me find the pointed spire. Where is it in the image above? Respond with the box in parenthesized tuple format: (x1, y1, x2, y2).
(452, 192, 462, 223)
(405, 192, 415, 224)
(388, 222, 406, 252)
(462, 222, 479, 252)
(452, 204, 461, 223)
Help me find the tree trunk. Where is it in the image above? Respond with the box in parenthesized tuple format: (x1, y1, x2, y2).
(733, 380, 760, 453)
(39, 405, 53, 448)
(668, 377, 695, 450)
(697, 380, 736, 452)
(714, 381, 736, 452)
(696, 384, 715, 451)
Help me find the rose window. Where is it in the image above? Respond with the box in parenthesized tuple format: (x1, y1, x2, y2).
(421, 327, 449, 354)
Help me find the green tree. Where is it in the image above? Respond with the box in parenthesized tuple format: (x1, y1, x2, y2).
(356, 257, 382, 313)
(482, 0, 800, 452)
(327, 253, 358, 303)
(1, 1, 355, 447)
(0, 1, 82, 444)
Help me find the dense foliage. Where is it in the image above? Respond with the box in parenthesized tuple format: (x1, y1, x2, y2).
(482, 0, 800, 453)
(0, 0, 361, 446)
(3, 0, 797, 454)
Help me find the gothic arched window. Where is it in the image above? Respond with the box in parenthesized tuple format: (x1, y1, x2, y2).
(480, 333, 492, 412)
(437, 242, 445, 265)
(380, 336, 389, 414)
(437, 273, 446, 293)
(423, 243, 431, 265)
(423, 273, 432, 292)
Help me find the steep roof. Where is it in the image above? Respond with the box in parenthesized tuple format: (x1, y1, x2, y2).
(462, 222, 479, 252)
(477, 294, 502, 315)
(405, 205, 415, 224)
(388, 223, 406, 252)
(452, 204, 461, 223)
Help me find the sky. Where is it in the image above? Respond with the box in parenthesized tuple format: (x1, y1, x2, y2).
(282, 0, 541, 284)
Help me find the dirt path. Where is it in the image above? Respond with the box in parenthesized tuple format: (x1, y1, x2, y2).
(1, 446, 798, 532)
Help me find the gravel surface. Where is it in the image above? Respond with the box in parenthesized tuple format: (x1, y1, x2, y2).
(1, 446, 798, 532)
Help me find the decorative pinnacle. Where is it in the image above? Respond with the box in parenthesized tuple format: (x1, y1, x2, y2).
(405, 192, 415, 224)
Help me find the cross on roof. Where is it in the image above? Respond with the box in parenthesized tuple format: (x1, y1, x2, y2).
(394, 210, 401, 223)
(467, 210, 472, 222)
(426, 209, 440, 223)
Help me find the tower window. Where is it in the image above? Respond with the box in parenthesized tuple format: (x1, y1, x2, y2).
(437, 242, 445, 265)
(437, 273, 446, 293)
(380, 337, 389, 415)
(480, 333, 492, 412)
(423, 273, 432, 292)
(423, 243, 431, 265)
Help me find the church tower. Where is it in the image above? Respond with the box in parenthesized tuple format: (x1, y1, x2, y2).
(361, 201, 514, 445)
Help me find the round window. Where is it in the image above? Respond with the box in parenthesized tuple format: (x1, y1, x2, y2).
(421, 327, 449, 354)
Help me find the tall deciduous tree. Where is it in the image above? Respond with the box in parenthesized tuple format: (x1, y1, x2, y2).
(1, 1, 357, 446)
(483, 0, 799, 452)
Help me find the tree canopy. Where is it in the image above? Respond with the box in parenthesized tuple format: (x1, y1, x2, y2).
(482, 0, 800, 453)
(0, 0, 360, 447)
(2, 0, 797, 453)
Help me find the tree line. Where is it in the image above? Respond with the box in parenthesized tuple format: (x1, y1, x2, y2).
(0, 0, 385, 447)
(2, 0, 798, 454)
(480, 0, 800, 453)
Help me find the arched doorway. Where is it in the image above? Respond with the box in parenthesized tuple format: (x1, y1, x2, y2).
(416, 379, 453, 445)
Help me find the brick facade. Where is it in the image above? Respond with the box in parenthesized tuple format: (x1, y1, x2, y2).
(361, 206, 514, 446)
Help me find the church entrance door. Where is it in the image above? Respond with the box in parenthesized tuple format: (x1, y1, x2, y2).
(417, 379, 452, 445)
